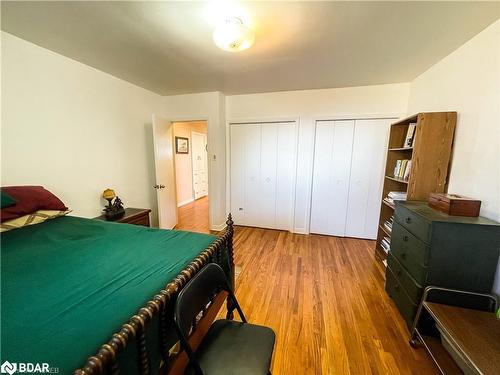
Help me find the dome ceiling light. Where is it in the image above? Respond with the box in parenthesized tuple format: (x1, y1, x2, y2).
(213, 16, 255, 52)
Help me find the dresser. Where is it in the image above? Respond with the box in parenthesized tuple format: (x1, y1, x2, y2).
(94, 208, 151, 227)
(385, 201, 500, 328)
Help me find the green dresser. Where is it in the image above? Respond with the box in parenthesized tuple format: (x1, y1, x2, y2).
(385, 201, 500, 328)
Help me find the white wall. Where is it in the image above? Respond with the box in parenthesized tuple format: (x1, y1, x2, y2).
(407, 20, 500, 295)
(226, 83, 410, 233)
(1, 32, 164, 224)
(163, 92, 227, 230)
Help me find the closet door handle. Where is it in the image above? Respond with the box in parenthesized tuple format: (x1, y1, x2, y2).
(405, 217, 412, 224)
(403, 236, 409, 242)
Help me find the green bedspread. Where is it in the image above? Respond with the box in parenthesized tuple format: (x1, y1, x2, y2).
(1, 216, 218, 373)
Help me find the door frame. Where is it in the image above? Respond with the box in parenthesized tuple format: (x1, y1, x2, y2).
(308, 114, 400, 235)
(227, 117, 300, 232)
(191, 130, 208, 200)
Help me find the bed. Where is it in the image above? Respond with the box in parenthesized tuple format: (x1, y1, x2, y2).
(1, 213, 234, 374)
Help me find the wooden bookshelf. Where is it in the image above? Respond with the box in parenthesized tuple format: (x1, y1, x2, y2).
(375, 112, 457, 264)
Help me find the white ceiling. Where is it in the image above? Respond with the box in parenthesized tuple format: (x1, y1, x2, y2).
(1, 1, 499, 95)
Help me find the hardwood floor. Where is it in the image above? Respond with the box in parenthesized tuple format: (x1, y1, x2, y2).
(175, 204, 436, 374)
(232, 226, 436, 375)
(175, 196, 209, 233)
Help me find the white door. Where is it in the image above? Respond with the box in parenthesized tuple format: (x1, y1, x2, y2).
(243, 124, 262, 227)
(275, 123, 296, 230)
(259, 124, 278, 229)
(230, 122, 296, 231)
(191, 131, 208, 200)
(152, 114, 177, 229)
(310, 120, 355, 236)
(345, 119, 391, 239)
(230, 125, 246, 225)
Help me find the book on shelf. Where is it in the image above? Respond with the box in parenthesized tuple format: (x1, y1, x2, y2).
(381, 236, 391, 249)
(388, 191, 407, 200)
(404, 123, 417, 148)
(403, 160, 412, 181)
(385, 192, 407, 206)
(383, 215, 394, 233)
(393, 159, 412, 181)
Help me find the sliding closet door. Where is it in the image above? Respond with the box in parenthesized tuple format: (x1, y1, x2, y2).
(243, 124, 262, 227)
(260, 125, 278, 229)
(230, 125, 246, 225)
(345, 119, 390, 239)
(275, 123, 296, 230)
(310, 120, 354, 236)
(230, 122, 296, 231)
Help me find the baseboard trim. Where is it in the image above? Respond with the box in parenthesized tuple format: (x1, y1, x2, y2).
(210, 222, 227, 232)
(177, 198, 194, 207)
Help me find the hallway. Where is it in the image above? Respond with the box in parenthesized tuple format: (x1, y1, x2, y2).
(176, 196, 209, 233)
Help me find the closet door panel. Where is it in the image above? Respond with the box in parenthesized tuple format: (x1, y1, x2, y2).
(328, 121, 355, 236)
(346, 119, 390, 239)
(310, 120, 354, 236)
(275, 122, 295, 231)
(244, 124, 262, 227)
(310, 121, 335, 234)
(260, 124, 278, 229)
(230, 125, 246, 225)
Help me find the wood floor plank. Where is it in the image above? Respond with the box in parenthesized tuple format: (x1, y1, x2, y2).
(176, 202, 436, 374)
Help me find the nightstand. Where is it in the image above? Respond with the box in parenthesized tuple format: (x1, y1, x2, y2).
(94, 208, 151, 227)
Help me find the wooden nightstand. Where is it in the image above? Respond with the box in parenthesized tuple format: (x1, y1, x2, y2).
(94, 208, 151, 227)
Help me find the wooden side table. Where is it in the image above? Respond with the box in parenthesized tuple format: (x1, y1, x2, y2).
(94, 208, 151, 227)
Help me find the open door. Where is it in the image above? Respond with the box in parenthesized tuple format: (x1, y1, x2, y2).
(152, 114, 177, 229)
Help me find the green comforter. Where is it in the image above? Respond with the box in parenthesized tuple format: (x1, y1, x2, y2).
(1, 216, 218, 373)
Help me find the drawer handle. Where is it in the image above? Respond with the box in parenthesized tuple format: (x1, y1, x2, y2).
(405, 217, 412, 224)
(400, 252, 406, 259)
(403, 236, 409, 242)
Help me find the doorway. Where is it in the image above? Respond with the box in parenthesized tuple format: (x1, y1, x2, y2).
(172, 120, 209, 233)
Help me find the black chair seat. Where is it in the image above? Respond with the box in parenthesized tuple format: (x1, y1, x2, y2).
(193, 319, 275, 375)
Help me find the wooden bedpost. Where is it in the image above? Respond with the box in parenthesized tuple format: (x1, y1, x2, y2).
(225, 213, 236, 319)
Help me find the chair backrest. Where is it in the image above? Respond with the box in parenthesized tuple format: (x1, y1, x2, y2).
(174, 263, 232, 339)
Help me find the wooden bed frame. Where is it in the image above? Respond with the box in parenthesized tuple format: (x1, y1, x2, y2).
(74, 214, 235, 375)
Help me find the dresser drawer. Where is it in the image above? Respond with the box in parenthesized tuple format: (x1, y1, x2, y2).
(126, 215, 150, 227)
(385, 267, 418, 328)
(387, 252, 423, 304)
(395, 203, 431, 243)
(391, 222, 429, 265)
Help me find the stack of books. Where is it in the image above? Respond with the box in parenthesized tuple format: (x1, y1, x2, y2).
(384, 191, 407, 205)
(381, 236, 391, 255)
(383, 215, 394, 233)
(393, 159, 412, 181)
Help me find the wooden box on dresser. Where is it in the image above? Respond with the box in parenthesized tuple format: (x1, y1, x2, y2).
(385, 201, 500, 328)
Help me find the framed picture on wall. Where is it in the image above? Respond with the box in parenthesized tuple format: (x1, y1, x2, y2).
(175, 137, 189, 154)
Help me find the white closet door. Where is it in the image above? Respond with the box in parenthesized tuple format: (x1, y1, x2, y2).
(230, 122, 296, 231)
(345, 119, 390, 239)
(243, 124, 262, 227)
(275, 122, 296, 231)
(260, 124, 278, 229)
(230, 125, 246, 225)
(310, 120, 355, 236)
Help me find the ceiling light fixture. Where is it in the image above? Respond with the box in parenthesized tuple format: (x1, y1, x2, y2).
(213, 17, 255, 52)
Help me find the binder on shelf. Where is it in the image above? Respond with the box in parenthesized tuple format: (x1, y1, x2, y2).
(404, 123, 417, 148)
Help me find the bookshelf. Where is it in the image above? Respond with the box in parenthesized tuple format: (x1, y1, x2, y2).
(375, 112, 457, 263)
